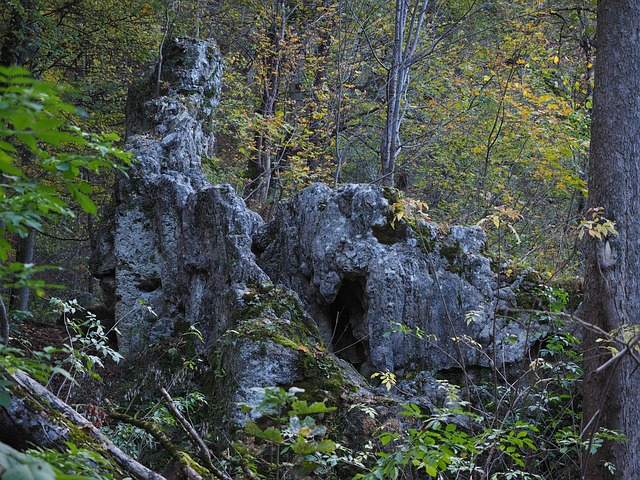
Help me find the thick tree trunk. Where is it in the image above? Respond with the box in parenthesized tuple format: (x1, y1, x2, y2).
(582, 1, 640, 479)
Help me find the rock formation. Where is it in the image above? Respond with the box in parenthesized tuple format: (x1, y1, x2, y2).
(92, 38, 268, 356)
(254, 183, 542, 377)
(92, 37, 545, 427)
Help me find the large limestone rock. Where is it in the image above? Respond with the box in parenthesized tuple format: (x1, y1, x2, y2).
(92, 38, 267, 355)
(92, 37, 544, 427)
(254, 184, 542, 375)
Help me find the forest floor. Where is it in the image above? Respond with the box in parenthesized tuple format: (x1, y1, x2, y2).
(13, 320, 66, 352)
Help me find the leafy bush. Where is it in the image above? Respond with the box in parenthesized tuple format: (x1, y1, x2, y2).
(359, 318, 624, 480)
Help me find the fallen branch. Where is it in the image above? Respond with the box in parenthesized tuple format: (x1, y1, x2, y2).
(160, 387, 233, 480)
(107, 406, 204, 480)
(2, 370, 166, 480)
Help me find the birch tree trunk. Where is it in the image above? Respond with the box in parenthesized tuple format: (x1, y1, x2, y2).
(380, 0, 429, 187)
(582, 1, 640, 478)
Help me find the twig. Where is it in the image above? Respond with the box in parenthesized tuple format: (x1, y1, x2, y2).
(160, 387, 233, 480)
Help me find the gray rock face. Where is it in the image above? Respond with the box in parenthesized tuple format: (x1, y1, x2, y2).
(92, 38, 267, 355)
(255, 183, 541, 375)
(93, 38, 543, 416)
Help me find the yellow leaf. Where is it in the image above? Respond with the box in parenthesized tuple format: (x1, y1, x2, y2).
(552, 55, 559, 65)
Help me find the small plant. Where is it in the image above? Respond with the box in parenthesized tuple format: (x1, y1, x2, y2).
(49, 298, 123, 399)
(240, 386, 339, 478)
(371, 370, 397, 391)
(578, 207, 618, 240)
(366, 311, 621, 479)
(478, 205, 523, 244)
(0, 344, 65, 408)
(104, 390, 208, 459)
(27, 441, 116, 480)
(390, 197, 430, 229)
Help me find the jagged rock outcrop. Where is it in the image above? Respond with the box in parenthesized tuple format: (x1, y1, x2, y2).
(92, 37, 545, 429)
(255, 184, 544, 376)
(91, 38, 268, 355)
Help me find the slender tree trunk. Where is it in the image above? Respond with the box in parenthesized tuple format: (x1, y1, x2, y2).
(247, 0, 287, 204)
(9, 230, 35, 312)
(380, 0, 406, 187)
(0, 297, 8, 345)
(380, 0, 429, 187)
(2, 0, 40, 316)
(582, 2, 640, 479)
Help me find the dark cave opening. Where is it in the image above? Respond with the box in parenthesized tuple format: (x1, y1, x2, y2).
(328, 278, 369, 371)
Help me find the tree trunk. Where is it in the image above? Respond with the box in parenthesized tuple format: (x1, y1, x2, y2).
(582, 1, 640, 479)
(9, 230, 35, 312)
(380, 0, 429, 188)
(2, 1, 40, 316)
(247, 0, 286, 204)
(0, 297, 8, 345)
(380, 0, 407, 187)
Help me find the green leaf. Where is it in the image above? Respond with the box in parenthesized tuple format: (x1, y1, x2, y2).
(380, 432, 394, 446)
(32, 118, 64, 131)
(245, 422, 284, 444)
(1, 463, 57, 480)
(290, 437, 336, 455)
(289, 400, 336, 416)
(36, 130, 83, 146)
(314, 439, 336, 453)
(66, 184, 97, 216)
(0, 155, 23, 176)
(13, 132, 37, 150)
(0, 140, 17, 152)
(424, 464, 438, 477)
(49, 367, 77, 385)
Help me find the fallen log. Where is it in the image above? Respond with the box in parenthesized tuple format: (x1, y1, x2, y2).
(0, 370, 166, 480)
